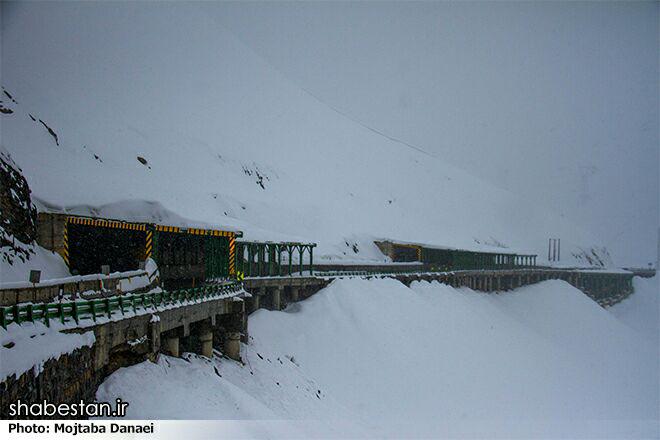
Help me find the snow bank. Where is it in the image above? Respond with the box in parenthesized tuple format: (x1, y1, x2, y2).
(248, 278, 657, 437)
(97, 350, 365, 437)
(0, 241, 70, 285)
(610, 276, 659, 345)
(0, 322, 95, 380)
(96, 278, 658, 437)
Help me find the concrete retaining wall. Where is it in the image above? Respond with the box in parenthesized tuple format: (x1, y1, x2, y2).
(0, 270, 157, 306)
(0, 345, 101, 419)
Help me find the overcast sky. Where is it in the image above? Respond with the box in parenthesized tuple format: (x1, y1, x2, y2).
(210, 1, 658, 266)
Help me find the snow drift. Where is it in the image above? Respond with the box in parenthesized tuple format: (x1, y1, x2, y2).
(97, 277, 658, 438)
(610, 276, 659, 346)
(1, 2, 610, 269)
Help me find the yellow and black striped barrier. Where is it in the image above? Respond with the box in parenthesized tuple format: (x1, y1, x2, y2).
(67, 216, 147, 231)
(229, 236, 236, 275)
(62, 219, 70, 266)
(155, 224, 235, 237)
(145, 230, 153, 260)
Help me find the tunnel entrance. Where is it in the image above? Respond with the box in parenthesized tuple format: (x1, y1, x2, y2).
(393, 245, 419, 262)
(68, 222, 145, 275)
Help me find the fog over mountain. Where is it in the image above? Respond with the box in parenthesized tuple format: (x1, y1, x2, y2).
(212, 1, 659, 267)
(1, 1, 657, 267)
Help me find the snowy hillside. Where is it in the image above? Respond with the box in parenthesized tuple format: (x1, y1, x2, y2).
(1, 2, 610, 268)
(97, 277, 659, 437)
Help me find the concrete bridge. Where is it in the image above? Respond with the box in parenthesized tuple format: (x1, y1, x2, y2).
(242, 267, 637, 312)
(0, 265, 642, 419)
(0, 283, 247, 417)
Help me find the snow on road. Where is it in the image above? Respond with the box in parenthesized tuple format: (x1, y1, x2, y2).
(97, 277, 659, 438)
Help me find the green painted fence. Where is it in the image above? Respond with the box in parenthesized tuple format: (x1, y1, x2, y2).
(236, 241, 316, 278)
(0, 282, 242, 330)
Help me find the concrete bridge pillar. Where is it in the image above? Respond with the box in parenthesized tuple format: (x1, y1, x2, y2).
(200, 330, 214, 358)
(164, 336, 180, 358)
(251, 294, 260, 312)
(224, 332, 241, 361)
(272, 287, 283, 310)
(290, 287, 300, 302)
(149, 317, 161, 359)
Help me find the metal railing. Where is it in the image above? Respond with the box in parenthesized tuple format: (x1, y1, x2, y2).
(0, 282, 243, 330)
(236, 241, 316, 278)
(314, 264, 542, 278)
(315, 268, 424, 277)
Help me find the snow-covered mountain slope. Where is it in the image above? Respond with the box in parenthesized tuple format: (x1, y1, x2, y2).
(1, 2, 609, 265)
(96, 277, 658, 437)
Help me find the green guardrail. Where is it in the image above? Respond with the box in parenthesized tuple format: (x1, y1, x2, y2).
(0, 282, 243, 330)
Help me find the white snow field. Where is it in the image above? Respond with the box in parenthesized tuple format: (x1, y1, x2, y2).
(97, 278, 659, 438)
(610, 276, 659, 346)
(1, 2, 611, 277)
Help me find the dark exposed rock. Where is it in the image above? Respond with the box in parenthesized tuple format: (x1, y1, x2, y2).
(2, 88, 17, 103)
(0, 344, 102, 419)
(0, 103, 13, 114)
(0, 150, 37, 264)
(38, 119, 59, 146)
